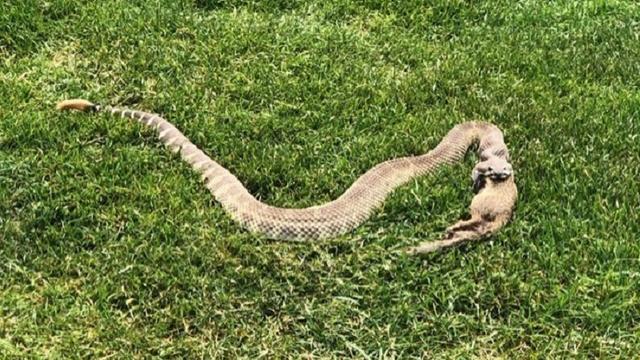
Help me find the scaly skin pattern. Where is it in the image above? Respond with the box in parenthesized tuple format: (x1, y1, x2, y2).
(57, 99, 517, 252)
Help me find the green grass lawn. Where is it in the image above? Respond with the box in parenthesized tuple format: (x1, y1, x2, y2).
(1, 0, 639, 357)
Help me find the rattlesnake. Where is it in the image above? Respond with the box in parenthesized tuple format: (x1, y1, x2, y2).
(57, 99, 517, 253)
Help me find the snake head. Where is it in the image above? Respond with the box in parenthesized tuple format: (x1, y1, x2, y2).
(472, 158, 513, 192)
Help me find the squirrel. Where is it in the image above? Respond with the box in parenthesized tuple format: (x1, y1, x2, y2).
(406, 157, 518, 254)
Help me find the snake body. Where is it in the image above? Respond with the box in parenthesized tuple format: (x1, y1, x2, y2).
(57, 99, 517, 250)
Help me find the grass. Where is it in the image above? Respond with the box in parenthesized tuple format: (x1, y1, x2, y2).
(1, 0, 639, 357)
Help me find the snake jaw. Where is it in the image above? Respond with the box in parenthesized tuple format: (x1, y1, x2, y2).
(473, 158, 513, 181)
(487, 169, 512, 180)
(471, 159, 513, 193)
